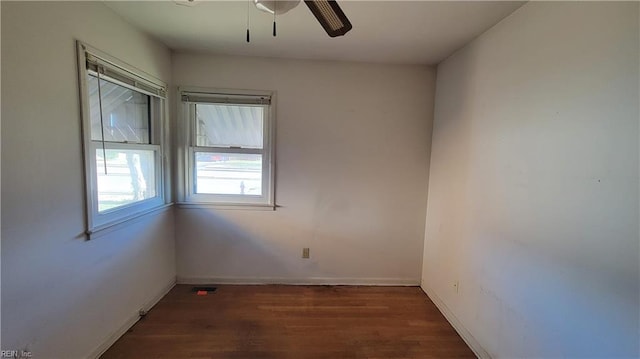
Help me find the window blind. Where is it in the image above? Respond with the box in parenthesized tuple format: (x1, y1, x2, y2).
(181, 92, 271, 105)
(85, 53, 167, 99)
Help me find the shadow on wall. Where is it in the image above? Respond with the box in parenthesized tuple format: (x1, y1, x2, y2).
(175, 208, 299, 282)
(1, 209, 175, 357)
(173, 204, 409, 284)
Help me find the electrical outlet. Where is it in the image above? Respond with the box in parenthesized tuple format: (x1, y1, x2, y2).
(302, 248, 310, 259)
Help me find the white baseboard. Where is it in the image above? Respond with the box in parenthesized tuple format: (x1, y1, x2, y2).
(177, 276, 420, 286)
(89, 277, 176, 359)
(420, 284, 490, 359)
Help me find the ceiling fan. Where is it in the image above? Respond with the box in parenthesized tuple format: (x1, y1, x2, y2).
(175, 0, 352, 41)
(254, 0, 352, 38)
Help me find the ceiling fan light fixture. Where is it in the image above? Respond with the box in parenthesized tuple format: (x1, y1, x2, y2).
(254, 0, 301, 15)
(304, 0, 352, 37)
(174, 0, 198, 7)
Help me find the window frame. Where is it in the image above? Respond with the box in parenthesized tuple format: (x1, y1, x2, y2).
(179, 87, 276, 208)
(77, 42, 169, 235)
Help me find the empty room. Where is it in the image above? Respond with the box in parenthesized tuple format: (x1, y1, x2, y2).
(1, 1, 638, 358)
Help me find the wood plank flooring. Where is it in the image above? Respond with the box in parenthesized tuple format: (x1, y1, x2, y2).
(102, 285, 475, 359)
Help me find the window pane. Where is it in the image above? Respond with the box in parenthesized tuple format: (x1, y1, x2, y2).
(88, 74, 150, 144)
(195, 104, 263, 149)
(195, 152, 262, 195)
(96, 148, 156, 212)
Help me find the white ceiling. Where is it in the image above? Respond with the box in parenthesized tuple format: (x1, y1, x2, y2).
(105, 1, 525, 65)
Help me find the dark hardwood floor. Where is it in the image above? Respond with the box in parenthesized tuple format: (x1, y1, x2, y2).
(102, 285, 475, 359)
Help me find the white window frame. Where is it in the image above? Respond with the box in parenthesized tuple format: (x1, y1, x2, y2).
(179, 87, 276, 209)
(77, 42, 169, 235)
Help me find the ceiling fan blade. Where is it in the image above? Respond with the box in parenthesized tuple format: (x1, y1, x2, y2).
(304, 0, 352, 37)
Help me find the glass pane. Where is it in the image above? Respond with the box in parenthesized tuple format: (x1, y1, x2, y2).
(96, 148, 156, 212)
(195, 152, 262, 195)
(88, 74, 150, 144)
(195, 104, 263, 149)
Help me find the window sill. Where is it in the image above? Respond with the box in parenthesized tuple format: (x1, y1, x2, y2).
(86, 203, 174, 240)
(176, 202, 276, 211)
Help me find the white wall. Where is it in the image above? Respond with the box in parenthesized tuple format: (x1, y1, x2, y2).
(173, 54, 435, 285)
(422, 2, 639, 358)
(1, 2, 176, 357)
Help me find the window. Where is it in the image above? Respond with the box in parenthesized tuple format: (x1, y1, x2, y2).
(77, 42, 168, 233)
(180, 89, 275, 207)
